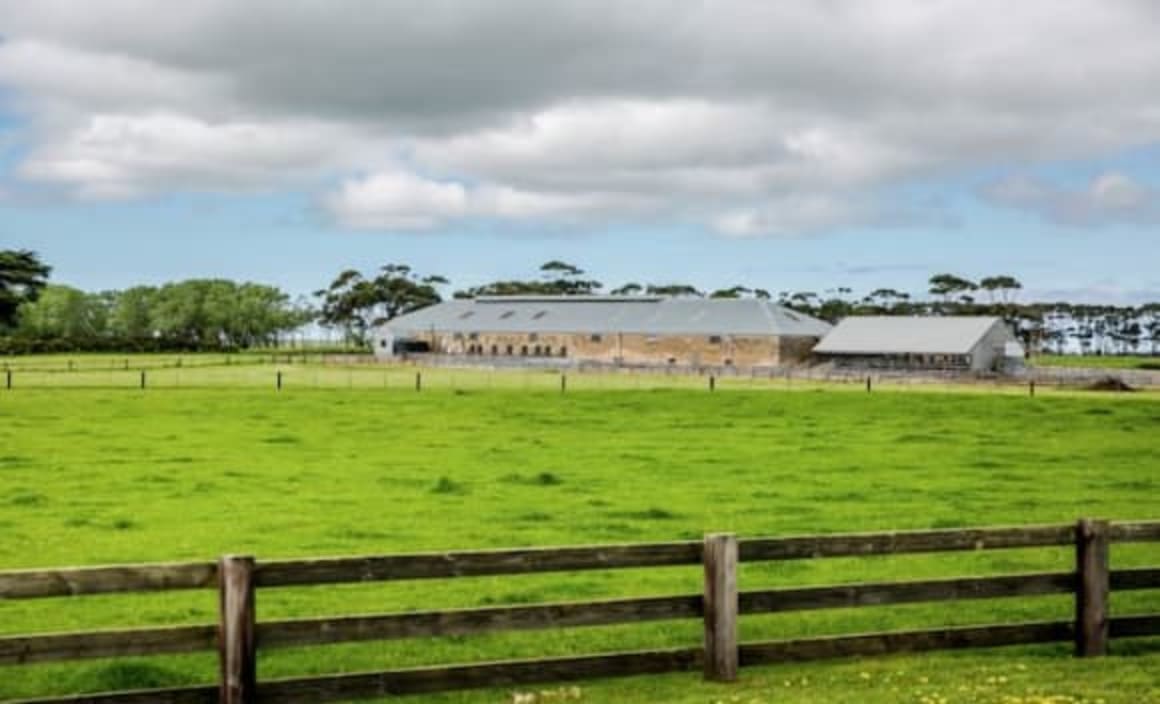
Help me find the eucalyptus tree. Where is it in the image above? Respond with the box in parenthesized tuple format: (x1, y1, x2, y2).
(316, 264, 446, 345)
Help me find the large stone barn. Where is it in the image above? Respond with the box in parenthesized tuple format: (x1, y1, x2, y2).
(813, 316, 1025, 372)
(373, 296, 832, 368)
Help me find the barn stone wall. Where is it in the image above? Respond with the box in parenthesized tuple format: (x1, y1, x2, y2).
(394, 330, 819, 367)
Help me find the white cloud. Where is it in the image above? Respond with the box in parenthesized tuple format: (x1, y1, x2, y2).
(327, 168, 642, 230)
(2, 1, 1160, 234)
(982, 171, 1160, 226)
(18, 113, 362, 199)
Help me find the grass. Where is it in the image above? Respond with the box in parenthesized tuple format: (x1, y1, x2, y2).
(0, 378, 1157, 702)
(1034, 354, 1160, 370)
(3, 353, 1158, 398)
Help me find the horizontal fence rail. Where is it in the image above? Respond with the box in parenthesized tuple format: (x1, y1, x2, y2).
(12, 521, 1157, 600)
(1, 519, 1157, 703)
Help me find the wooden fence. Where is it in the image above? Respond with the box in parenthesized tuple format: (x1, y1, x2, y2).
(1, 518, 1158, 703)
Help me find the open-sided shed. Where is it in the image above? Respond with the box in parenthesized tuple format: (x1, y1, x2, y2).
(813, 316, 1024, 372)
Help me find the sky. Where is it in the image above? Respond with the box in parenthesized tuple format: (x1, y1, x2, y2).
(0, 1, 1158, 304)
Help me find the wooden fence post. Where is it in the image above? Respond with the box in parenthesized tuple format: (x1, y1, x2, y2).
(1029, 380, 1035, 397)
(415, 372, 422, 392)
(866, 376, 872, 392)
(139, 370, 146, 390)
(560, 373, 566, 393)
(709, 375, 716, 392)
(703, 533, 738, 682)
(218, 555, 257, 704)
(1075, 518, 1109, 657)
(5, 369, 11, 390)
(276, 371, 283, 391)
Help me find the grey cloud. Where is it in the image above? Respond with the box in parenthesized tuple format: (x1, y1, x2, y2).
(982, 172, 1160, 226)
(1, 1, 1160, 234)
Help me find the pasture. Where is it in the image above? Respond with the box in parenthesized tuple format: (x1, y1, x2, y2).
(1035, 354, 1160, 371)
(0, 374, 1158, 701)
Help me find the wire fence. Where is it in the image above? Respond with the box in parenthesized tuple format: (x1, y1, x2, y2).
(1, 358, 1157, 398)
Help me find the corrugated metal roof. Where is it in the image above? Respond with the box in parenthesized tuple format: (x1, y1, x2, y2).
(814, 316, 1004, 355)
(382, 296, 832, 337)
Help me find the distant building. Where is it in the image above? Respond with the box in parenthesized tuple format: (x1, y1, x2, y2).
(373, 296, 832, 368)
(813, 316, 1024, 372)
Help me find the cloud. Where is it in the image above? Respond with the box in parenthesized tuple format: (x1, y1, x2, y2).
(327, 168, 643, 230)
(18, 112, 364, 199)
(982, 172, 1160, 226)
(2, 1, 1160, 234)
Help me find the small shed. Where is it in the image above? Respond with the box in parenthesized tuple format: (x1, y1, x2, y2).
(813, 316, 1024, 372)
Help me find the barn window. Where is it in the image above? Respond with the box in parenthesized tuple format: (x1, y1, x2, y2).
(379, 339, 388, 348)
(544, 345, 552, 356)
(506, 344, 514, 355)
(724, 358, 734, 366)
(491, 344, 498, 355)
(521, 345, 528, 356)
(708, 335, 723, 344)
(590, 334, 603, 342)
(559, 346, 567, 357)
(533, 345, 542, 356)
(667, 357, 676, 365)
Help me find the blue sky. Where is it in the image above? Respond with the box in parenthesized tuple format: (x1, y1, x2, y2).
(1, 2, 1158, 304)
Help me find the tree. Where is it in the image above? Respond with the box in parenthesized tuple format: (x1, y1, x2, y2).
(928, 273, 977, 301)
(315, 264, 445, 345)
(0, 250, 52, 329)
(539, 260, 602, 295)
(610, 282, 644, 295)
(455, 261, 600, 298)
(15, 285, 109, 342)
(862, 288, 911, 314)
(107, 286, 157, 345)
(709, 286, 751, 299)
(645, 284, 703, 298)
(979, 275, 1023, 304)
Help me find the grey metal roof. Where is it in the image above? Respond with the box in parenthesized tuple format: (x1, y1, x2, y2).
(814, 316, 1004, 355)
(382, 296, 832, 337)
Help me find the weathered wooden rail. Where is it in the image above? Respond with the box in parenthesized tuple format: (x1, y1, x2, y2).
(1, 519, 1157, 703)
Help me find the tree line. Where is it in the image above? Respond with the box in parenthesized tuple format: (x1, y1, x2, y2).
(0, 251, 312, 353)
(2, 249, 1157, 354)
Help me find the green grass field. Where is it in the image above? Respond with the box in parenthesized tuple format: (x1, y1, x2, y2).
(1, 378, 1158, 701)
(1035, 354, 1160, 370)
(4, 352, 1159, 398)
